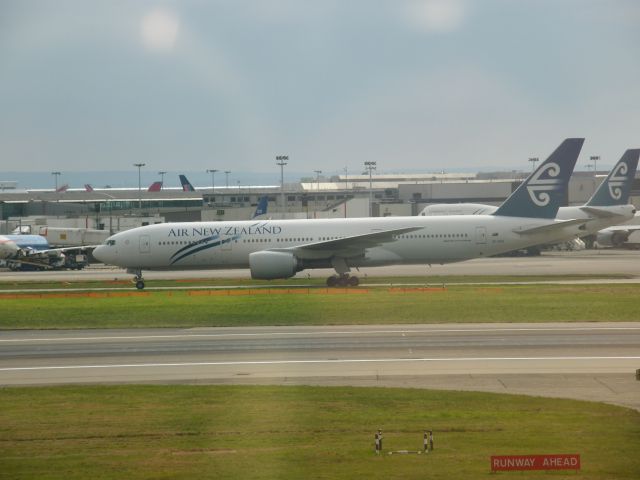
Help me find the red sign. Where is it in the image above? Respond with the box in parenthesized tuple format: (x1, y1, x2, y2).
(491, 454, 581, 471)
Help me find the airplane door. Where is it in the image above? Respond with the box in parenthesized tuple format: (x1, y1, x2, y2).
(139, 235, 150, 254)
(475, 227, 487, 244)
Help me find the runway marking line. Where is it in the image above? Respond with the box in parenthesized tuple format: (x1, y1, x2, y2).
(1, 356, 639, 372)
(2, 326, 640, 343)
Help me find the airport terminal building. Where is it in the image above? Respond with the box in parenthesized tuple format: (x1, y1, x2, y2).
(1, 171, 639, 237)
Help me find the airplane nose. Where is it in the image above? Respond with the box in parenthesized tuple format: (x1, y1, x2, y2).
(92, 245, 109, 264)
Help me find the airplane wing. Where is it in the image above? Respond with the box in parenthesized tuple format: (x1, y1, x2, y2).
(272, 226, 423, 259)
(512, 219, 587, 235)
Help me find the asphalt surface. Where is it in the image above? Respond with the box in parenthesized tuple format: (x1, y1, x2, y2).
(1, 249, 640, 283)
(2, 323, 639, 411)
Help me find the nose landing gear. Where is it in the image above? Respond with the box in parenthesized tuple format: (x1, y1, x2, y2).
(128, 269, 145, 290)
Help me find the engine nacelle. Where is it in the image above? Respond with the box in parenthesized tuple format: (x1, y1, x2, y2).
(596, 230, 630, 247)
(249, 251, 301, 280)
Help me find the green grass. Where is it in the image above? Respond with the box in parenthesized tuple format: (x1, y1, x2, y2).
(1, 283, 639, 329)
(0, 273, 630, 290)
(0, 385, 638, 479)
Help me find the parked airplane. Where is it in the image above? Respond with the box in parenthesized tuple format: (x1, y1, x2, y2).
(148, 181, 163, 192)
(0, 234, 90, 270)
(179, 175, 196, 192)
(420, 149, 639, 244)
(93, 139, 584, 289)
(253, 196, 269, 219)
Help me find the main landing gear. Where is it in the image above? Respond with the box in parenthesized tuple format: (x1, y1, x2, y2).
(326, 273, 359, 287)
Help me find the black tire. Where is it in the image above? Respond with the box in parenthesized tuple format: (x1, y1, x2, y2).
(348, 276, 359, 287)
(326, 276, 338, 287)
(135, 280, 145, 290)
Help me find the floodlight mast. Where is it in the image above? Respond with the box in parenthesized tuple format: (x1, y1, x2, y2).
(276, 155, 288, 217)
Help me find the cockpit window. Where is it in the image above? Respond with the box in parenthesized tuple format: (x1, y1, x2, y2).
(106, 240, 116, 246)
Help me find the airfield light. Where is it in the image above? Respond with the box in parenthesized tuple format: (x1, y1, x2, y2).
(133, 163, 146, 211)
(364, 161, 377, 217)
(207, 169, 218, 200)
(528, 157, 539, 171)
(158, 171, 167, 190)
(224, 170, 231, 189)
(51, 171, 61, 191)
(590, 156, 600, 175)
(276, 155, 289, 217)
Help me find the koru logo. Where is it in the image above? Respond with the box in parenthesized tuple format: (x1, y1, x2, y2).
(607, 162, 628, 200)
(526, 162, 562, 207)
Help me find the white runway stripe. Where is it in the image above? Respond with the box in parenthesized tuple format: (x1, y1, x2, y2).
(1, 356, 639, 372)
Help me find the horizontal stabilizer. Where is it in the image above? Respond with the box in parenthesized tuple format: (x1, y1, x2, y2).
(579, 206, 625, 219)
(512, 218, 587, 235)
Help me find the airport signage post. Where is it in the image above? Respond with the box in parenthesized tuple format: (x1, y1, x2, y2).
(490, 454, 580, 472)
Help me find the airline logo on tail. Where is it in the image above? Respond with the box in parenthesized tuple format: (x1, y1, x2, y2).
(526, 162, 562, 206)
(607, 162, 629, 200)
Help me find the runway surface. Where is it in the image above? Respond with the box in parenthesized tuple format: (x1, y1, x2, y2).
(2, 323, 639, 410)
(1, 249, 640, 283)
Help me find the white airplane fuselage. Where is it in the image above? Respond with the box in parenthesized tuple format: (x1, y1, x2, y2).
(94, 215, 580, 272)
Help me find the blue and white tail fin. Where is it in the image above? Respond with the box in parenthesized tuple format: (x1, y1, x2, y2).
(585, 149, 639, 206)
(252, 196, 269, 219)
(493, 138, 584, 219)
(179, 175, 196, 192)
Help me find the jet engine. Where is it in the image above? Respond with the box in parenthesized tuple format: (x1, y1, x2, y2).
(596, 230, 630, 247)
(249, 251, 301, 279)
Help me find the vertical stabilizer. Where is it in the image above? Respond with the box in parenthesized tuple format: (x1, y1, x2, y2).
(586, 149, 640, 206)
(252, 196, 269, 219)
(179, 175, 196, 192)
(493, 138, 584, 218)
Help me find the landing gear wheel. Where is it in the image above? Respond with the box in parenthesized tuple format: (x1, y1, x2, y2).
(348, 276, 359, 287)
(337, 275, 349, 287)
(135, 280, 145, 290)
(326, 275, 338, 287)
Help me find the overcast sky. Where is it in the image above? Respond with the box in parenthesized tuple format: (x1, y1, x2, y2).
(1, 0, 639, 176)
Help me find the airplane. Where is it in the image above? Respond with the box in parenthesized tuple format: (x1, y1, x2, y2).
(179, 175, 196, 192)
(93, 138, 585, 289)
(55, 184, 69, 193)
(148, 181, 163, 192)
(0, 234, 90, 270)
(419, 149, 640, 244)
(252, 196, 269, 219)
(84, 184, 94, 192)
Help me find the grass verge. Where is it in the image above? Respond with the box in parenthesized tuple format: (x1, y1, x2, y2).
(1, 283, 639, 329)
(0, 385, 638, 480)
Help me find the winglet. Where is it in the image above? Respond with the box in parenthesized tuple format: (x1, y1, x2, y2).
(493, 138, 584, 219)
(586, 149, 640, 206)
(179, 175, 196, 192)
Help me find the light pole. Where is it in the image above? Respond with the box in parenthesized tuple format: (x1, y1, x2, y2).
(276, 155, 288, 217)
(224, 170, 231, 189)
(133, 163, 145, 211)
(364, 161, 376, 217)
(590, 155, 600, 175)
(343, 166, 348, 218)
(207, 169, 218, 201)
(528, 157, 539, 171)
(158, 171, 167, 190)
(314, 169, 322, 217)
(51, 171, 61, 191)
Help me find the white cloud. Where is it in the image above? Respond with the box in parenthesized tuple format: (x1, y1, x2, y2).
(404, 0, 467, 33)
(140, 8, 180, 52)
